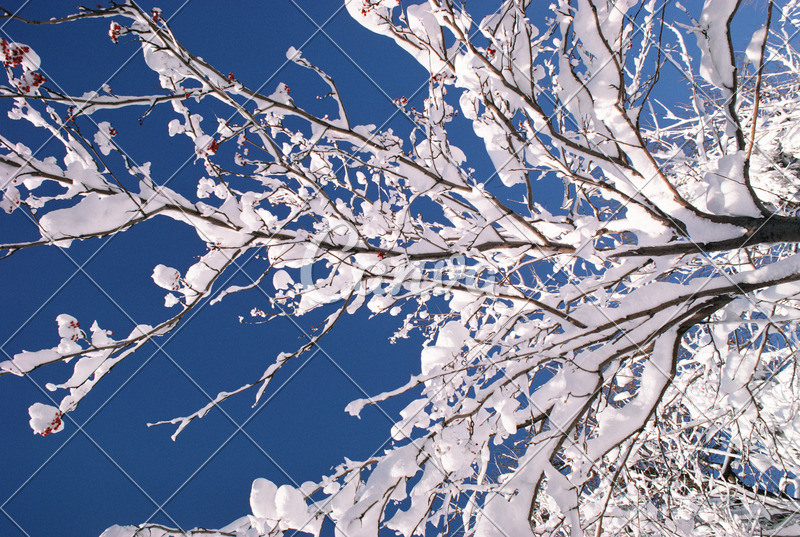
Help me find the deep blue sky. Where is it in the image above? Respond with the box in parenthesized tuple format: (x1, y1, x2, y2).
(0, 1, 773, 536)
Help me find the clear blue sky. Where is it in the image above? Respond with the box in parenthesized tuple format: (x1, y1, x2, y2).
(0, 1, 771, 536)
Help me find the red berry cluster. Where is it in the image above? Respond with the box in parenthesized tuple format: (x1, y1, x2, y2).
(393, 96, 408, 107)
(67, 319, 81, 341)
(208, 140, 219, 154)
(1, 39, 29, 68)
(40, 412, 63, 437)
(228, 72, 235, 82)
(109, 22, 121, 43)
(486, 47, 496, 59)
(430, 72, 455, 83)
(360, 0, 378, 16)
(108, 126, 118, 136)
(151, 8, 162, 22)
(17, 72, 46, 93)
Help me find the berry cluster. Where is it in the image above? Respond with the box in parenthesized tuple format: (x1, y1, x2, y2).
(430, 72, 455, 83)
(66, 319, 81, 341)
(109, 22, 122, 43)
(17, 72, 46, 93)
(108, 126, 118, 136)
(360, 0, 378, 16)
(208, 139, 219, 155)
(393, 96, 408, 107)
(1, 39, 29, 68)
(151, 8, 162, 22)
(39, 412, 63, 437)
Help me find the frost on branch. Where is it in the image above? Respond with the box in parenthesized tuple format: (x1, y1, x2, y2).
(3, 1, 800, 536)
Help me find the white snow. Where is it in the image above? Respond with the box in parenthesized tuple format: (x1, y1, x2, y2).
(39, 193, 141, 245)
(28, 402, 63, 435)
(745, 25, 768, 65)
(152, 264, 181, 291)
(696, 0, 738, 89)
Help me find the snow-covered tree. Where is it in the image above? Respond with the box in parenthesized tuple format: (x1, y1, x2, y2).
(2, 1, 800, 535)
